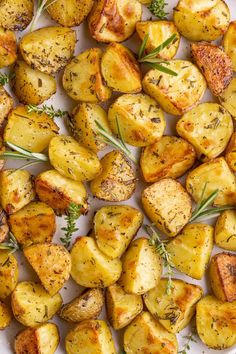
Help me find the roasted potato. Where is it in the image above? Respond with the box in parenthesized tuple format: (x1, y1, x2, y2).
(136, 21, 180, 60)
(106, 283, 143, 330)
(71, 236, 122, 288)
(196, 295, 236, 350)
(0, 0, 33, 31)
(4, 105, 59, 153)
(11, 281, 62, 327)
(49, 135, 102, 182)
(143, 279, 203, 333)
(0, 169, 35, 214)
(101, 43, 142, 93)
(223, 21, 236, 71)
(14, 323, 59, 354)
(94, 205, 143, 259)
(119, 238, 162, 295)
(124, 311, 178, 354)
(0, 28, 17, 68)
(65, 320, 116, 354)
(176, 103, 233, 161)
(142, 178, 192, 237)
(108, 93, 165, 147)
(167, 223, 214, 280)
(0, 301, 11, 329)
(0, 250, 18, 300)
(90, 151, 136, 202)
(88, 0, 142, 43)
(35, 169, 88, 215)
(0, 209, 9, 242)
(215, 210, 236, 251)
(60, 288, 104, 323)
(219, 78, 236, 117)
(63, 48, 112, 103)
(173, 0, 230, 41)
(140, 136, 196, 183)
(24, 243, 71, 296)
(142, 60, 206, 115)
(0, 85, 13, 131)
(191, 42, 233, 96)
(0, 137, 5, 171)
(225, 132, 236, 172)
(186, 157, 236, 206)
(20, 27, 76, 74)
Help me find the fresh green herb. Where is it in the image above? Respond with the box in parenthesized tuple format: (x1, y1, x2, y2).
(61, 203, 82, 249)
(30, 0, 59, 31)
(0, 142, 48, 164)
(148, 0, 168, 19)
(0, 72, 15, 86)
(178, 333, 197, 354)
(0, 233, 20, 254)
(27, 104, 67, 120)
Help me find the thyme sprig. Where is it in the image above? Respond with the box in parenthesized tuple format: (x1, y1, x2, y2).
(0, 72, 15, 86)
(0, 142, 48, 165)
(0, 233, 20, 254)
(178, 333, 197, 354)
(27, 104, 67, 120)
(145, 224, 174, 295)
(30, 0, 58, 31)
(60, 203, 82, 249)
(148, 0, 168, 19)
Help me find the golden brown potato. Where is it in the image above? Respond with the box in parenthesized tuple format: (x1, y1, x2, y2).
(142, 178, 192, 237)
(225, 132, 236, 172)
(11, 281, 62, 327)
(167, 223, 214, 280)
(63, 48, 112, 103)
(0, 250, 18, 300)
(0, 301, 11, 329)
(0, 28, 17, 68)
(119, 238, 162, 295)
(0, 209, 9, 243)
(219, 78, 236, 117)
(223, 21, 236, 71)
(88, 0, 142, 43)
(14, 323, 59, 354)
(142, 60, 206, 115)
(20, 27, 76, 74)
(196, 295, 236, 350)
(176, 103, 233, 161)
(215, 210, 236, 251)
(140, 136, 196, 183)
(124, 311, 178, 354)
(186, 157, 236, 206)
(59, 288, 104, 323)
(35, 170, 88, 215)
(108, 93, 165, 147)
(0, 0, 33, 31)
(71, 236, 122, 288)
(106, 283, 143, 330)
(65, 320, 116, 354)
(191, 42, 233, 96)
(0, 85, 13, 131)
(91, 151, 136, 202)
(144, 279, 203, 333)
(101, 43, 142, 93)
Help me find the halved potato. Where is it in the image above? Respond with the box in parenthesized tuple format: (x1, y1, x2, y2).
(0, 301, 11, 329)
(215, 210, 236, 251)
(0, 209, 9, 242)
(0, 250, 18, 300)
(219, 78, 236, 117)
(0, 85, 13, 131)
(0, 0, 33, 31)
(223, 21, 236, 71)
(142, 60, 206, 115)
(108, 93, 165, 147)
(0, 28, 17, 68)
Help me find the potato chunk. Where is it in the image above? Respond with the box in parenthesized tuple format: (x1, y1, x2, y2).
(196, 295, 236, 349)
(14, 323, 59, 354)
(0, 301, 11, 329)
(11, 281, 62, 327)
(0, 0, 33, 31)
(143, 279, 203, 333)
(176, 103, 233, 160)
(142, 178, 192, 237)
(220, 78, 236, 118)
(0, 85, 13, 131)
(0, 209, 9, 242)
(0, 28, 17, 68)
(223, 21, 236, 71)
(0, 251, 18, 300)
(119, 238, 162, 295)
(215, 210, 236, 251)
(143, 60, 206, 115)
(166, 223, 214, 280)
(225, 132, 236, 172)
(108, 93, 165, 147)
(71, 237, 122, 288)
(124, 312, 178, 354)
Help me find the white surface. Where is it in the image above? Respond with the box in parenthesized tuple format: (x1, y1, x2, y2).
(1, 0, 236, 353)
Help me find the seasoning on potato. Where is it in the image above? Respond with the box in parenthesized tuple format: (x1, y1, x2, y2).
(215, 210, 236, 251)
(0, 250, 18, 300)
(223, 21, 236, 71)
(0, 0, 34, 31)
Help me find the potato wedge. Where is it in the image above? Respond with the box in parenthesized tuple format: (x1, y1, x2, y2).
(106, 283, 143, 330)
(0, 0, 33, 31)
(108, 93, 165, 147)
(0, 209, 9, 243)
(88, 0, 142, 43)
(90, 151, 136, 202)
(0, 28, 17, 68)
(219, 78, 236, 118)
(119, 238, 162, 295)
(124, 311, 178, 354)
(11, 281, 62, 327)
(176, 103, 233, 160)
(166, 223, 214, 280)
(223, 21, 236, 71)
(0, 85, 13, 131)
(0, 301, 11, 329)
(71, 236, 122, 288)
(63, 48, 112, 103)
(101, 43, 142, 93)
(215, 210, 236, 251)
(142, 60, 206, 115)
(14, 323, 59, 354)
(59, 288, 104, 323)
(20, 27, 76, 74)
(196, 295, 236, 349)
(0, 250, 18, 300)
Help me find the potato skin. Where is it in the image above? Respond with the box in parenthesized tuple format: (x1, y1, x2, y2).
(0, 85, 13, 132)
(0, 251, 18, 300)
(215, 210, 236, 251)
(0, 28, 17, 68)
(0, 0, 33, 31)
(0, 209, 9, 243)
(0, 301, 11, 329)
(220, 78, 236, 118)
(223, 21, 236, 71)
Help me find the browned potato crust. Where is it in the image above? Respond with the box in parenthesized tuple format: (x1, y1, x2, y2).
(0, 301, 11, 329)
(0, 85, 13, 132)
(225, 132, 236, 172)
(0, 28, 17, 68)
(0, 0, 34, 31)
(0, 209, 8, 243)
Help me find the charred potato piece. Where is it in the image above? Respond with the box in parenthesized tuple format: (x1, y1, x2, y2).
(0, 209, 9, 243)
(0, 301, 11, 329)
(225, 132, 236, 172)
(0, 250, 18, 300)
(0, 28, 17, 68)
(0, 0, 33, 31)
(142, 60, 206, 115)
(0, 85, 13, 131)
(223, 21, 236, 71)
(59, 288, 104, 323)
(215, 210, 236, 251)
(90, 151, 136, 202)
(108, 93, 165, 147)
(20, 27, 76, 74)
(88, 0, 142, 43)
(219, 78, 236, 117)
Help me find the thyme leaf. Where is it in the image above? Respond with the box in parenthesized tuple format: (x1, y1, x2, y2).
(0, 232, 20, 254)
(27, 104, 67, 120)
(148, 0, 168, 19)
(60, 203, 82, 249)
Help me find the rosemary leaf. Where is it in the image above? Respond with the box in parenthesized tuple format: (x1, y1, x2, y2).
(0, 142, 48, 163)
(147, 62, 178, 76)
(148, 0, 168, 19)
(0, 232, 20, 254)
(138, 33, 149, 59)
(140, 34, 177, 61)
(60, 203, 82, 249)
(27, 104, 67, 120)
(30, 0, 58, 31)
(0, 72, 15, 86)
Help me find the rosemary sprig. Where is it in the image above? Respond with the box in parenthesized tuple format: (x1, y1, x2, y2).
(0, 72, 15, 86)
(0, 142, 48, 164)
(95, 118, 138, 165)
(0, 233, 20, 254)
(27, 104, 67, 120)
(178, 333, 197, 354)
(30, 0, 58, 31)
(148, 0, 168, 19)
(145, 224, 174, 295)
(60, 203, 82, 249)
